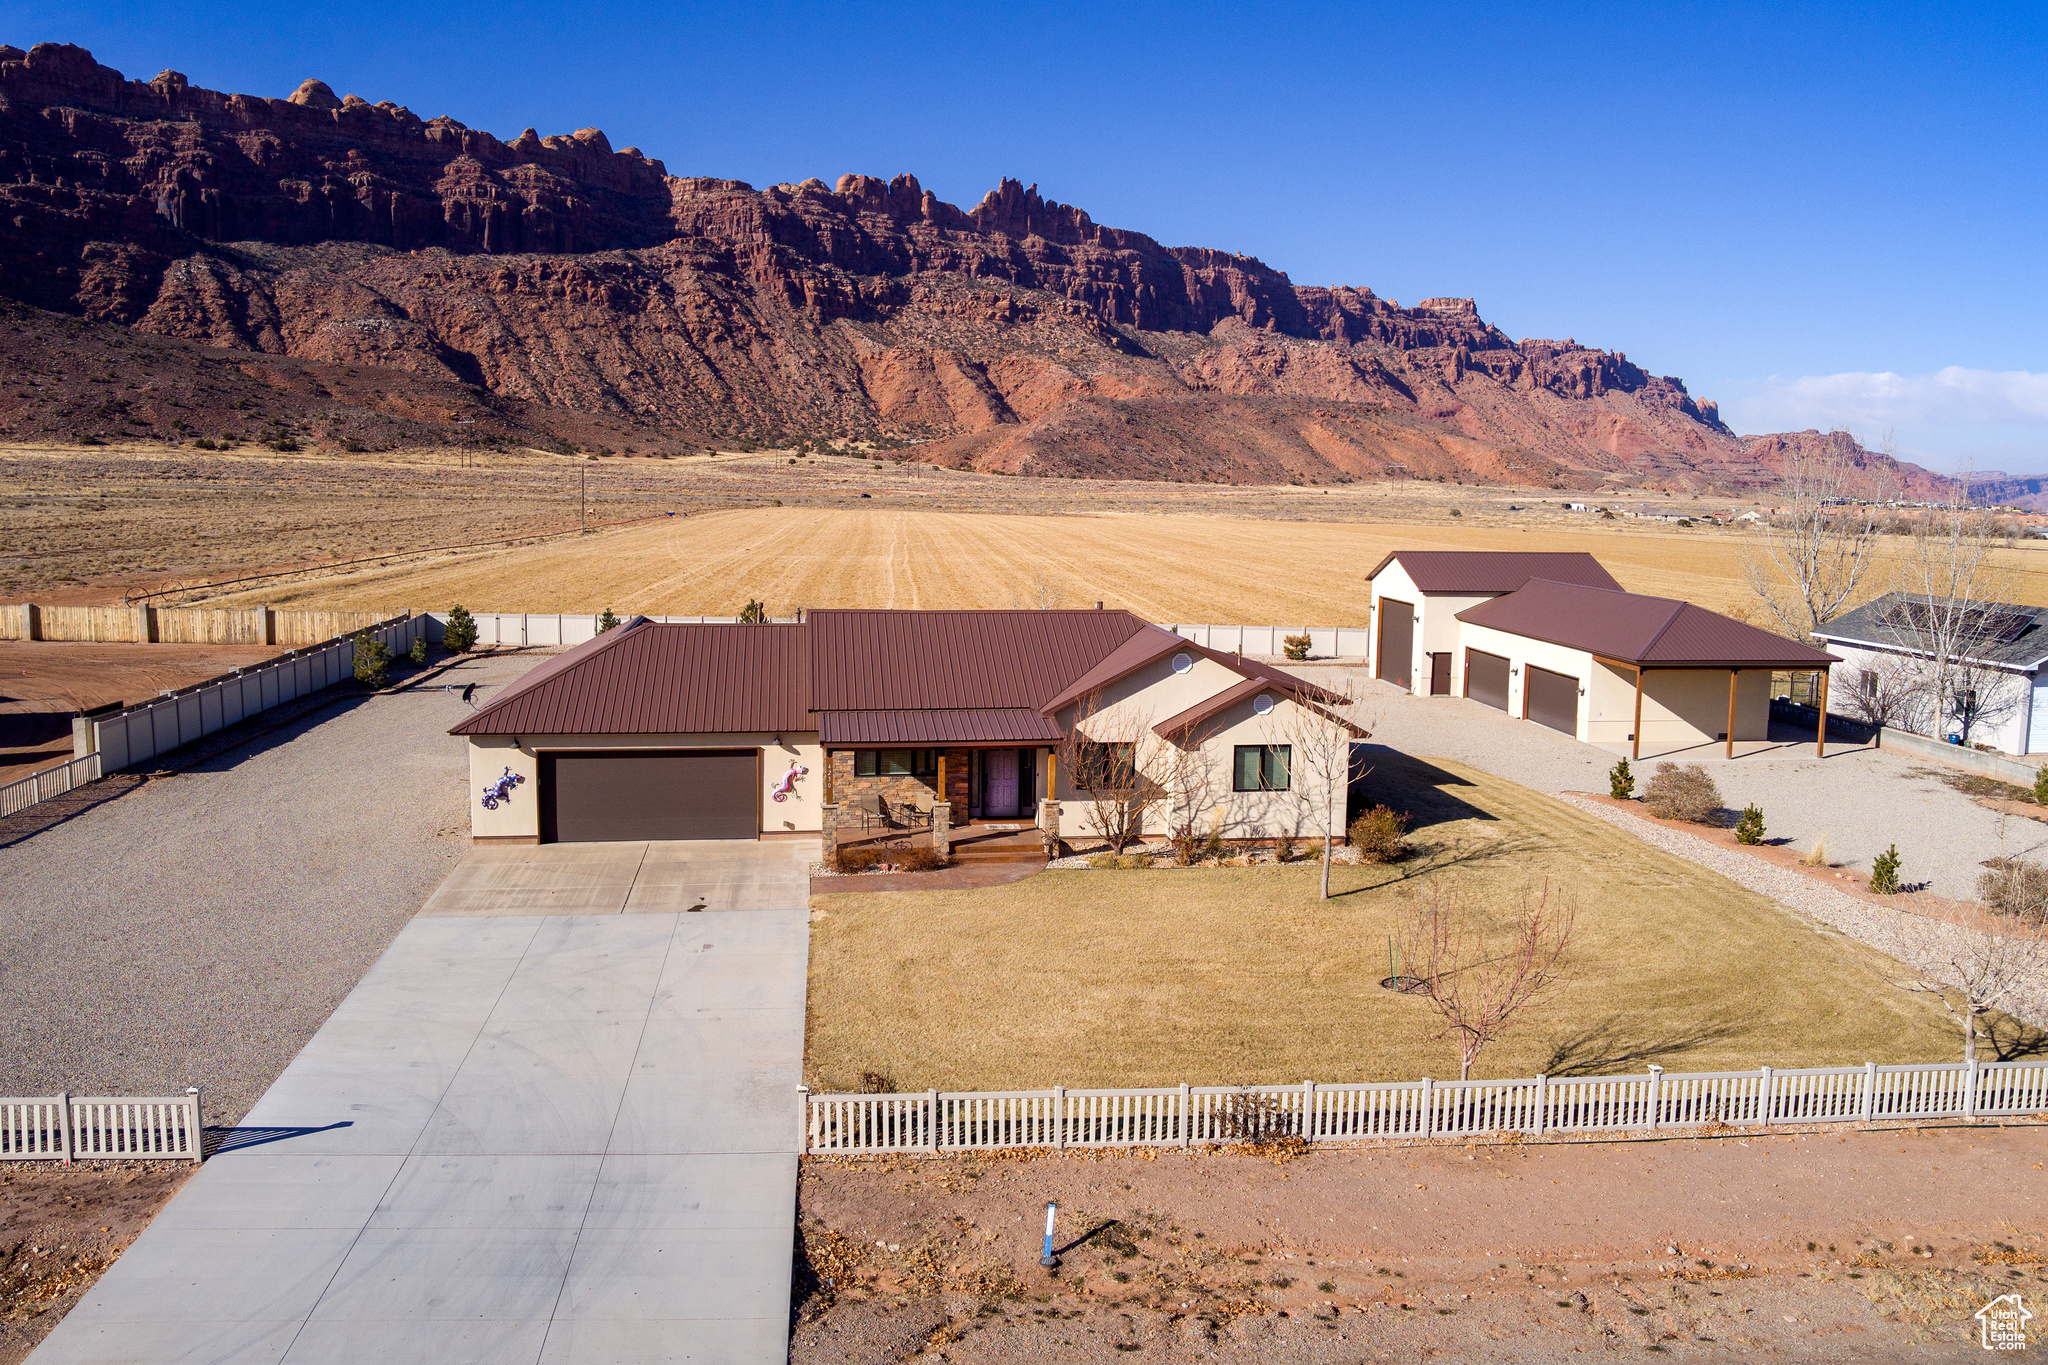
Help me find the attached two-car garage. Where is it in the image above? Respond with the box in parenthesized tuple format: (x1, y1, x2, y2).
(540, 750, 760, 843)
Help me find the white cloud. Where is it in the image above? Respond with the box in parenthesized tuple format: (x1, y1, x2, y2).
(1724, 367, 2048, 442)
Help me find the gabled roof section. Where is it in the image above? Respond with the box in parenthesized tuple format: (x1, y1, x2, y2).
(1365, 550, 1623, 594)
(1037, 623, 1188, 715)
(807, 609, 1150, 711)
(1456, 580, 1838, 668)
(1153, 676, 1369, 740)
(1814, 592, 2048, 670)
(449, 621, 810, 735)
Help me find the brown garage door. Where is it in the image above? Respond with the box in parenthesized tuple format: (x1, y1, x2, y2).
(1525, 665, 1579, 736)
(541, 749, 758, 843)
(1377, 598, 1414, 688)
(1465, 649, 1509, 711)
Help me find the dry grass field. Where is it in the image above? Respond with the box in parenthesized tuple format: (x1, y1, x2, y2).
(7, 440, 2048, 623)
(804, 755, 1980, 1093)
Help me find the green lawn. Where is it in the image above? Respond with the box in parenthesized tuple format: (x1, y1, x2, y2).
(805, 753, 1986, 1093)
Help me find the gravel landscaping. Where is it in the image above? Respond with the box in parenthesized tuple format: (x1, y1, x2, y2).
(0, 648, 542, 1126)
(1324, 669, 2044, 901)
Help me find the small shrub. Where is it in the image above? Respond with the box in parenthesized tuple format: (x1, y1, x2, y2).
(2033, 765, 2048, 805)
(408, 635, 429, 665)
(1642, 762, 1722, 823)
(739, 598, 768, 623)
(442, 604, 478, 652)
(1303, 837, 1325, 864)
(1608, 758, 1635, 800)
(1734, 804, 1766, 845)
(352, 632, 392, 690)
(1976, 858, 2048, 915)
(830, 846, 886, 874)
(1283, 633, 1311, 661)
(1200, 828, 1226, 863)
(1869, 844, 1901, 895)
(597, 607, 621, 633)
(894, 846, 952, 873)
(1170, 828, 1203, 866)
(858, 1070, 896, 1094)
(1272, 830, 1297, 863)
(1348, 806, 1412, 863)
(1089, 852, 1155, 870)
(1801, 836, 1828, 867)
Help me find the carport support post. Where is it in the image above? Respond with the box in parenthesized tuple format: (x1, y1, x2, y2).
(1632, 666, 1644, 761)
(1726, 669, 1738, 760)
(1815, 668, 1830, 757)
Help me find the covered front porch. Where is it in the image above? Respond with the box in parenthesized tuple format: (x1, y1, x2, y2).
(815, 717, 1065, 862)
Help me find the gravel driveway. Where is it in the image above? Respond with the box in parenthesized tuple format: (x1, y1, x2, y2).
(1314, 668, 2045, 901)
(0, 648, 541, 1125)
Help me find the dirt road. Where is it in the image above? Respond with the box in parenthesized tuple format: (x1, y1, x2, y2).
(794, 1121, 2048, 1362)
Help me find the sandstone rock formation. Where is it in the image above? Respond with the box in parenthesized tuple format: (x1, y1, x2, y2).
(0, 43, 1949, 494)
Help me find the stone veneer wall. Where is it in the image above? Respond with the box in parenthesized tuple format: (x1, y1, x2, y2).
(825, 747, 975, 820)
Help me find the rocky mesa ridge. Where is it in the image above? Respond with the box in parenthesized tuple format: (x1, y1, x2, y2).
(0, 41, 1948, 495)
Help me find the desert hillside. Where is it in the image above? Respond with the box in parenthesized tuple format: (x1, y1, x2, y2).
(0, 41, 1947, 496)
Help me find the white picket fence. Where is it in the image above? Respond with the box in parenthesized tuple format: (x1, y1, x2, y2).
(1167, 624, 1370, 658)
(0, 1090, 204, 1162)
(804, 1059, 2048, 1154)
(0, 751, 103, 819)
(87, 612, 424, 772)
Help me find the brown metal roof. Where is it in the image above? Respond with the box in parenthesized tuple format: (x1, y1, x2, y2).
(1037, 624, 1189, 714)
(1365, 550, 1623, 594)
(1455, 580, 1840, 668)
(449, 621, 811, 735)
(1153, 676, 1370, 740)
(807, 609, 1150, 711)
(818, 709, 1065, 746)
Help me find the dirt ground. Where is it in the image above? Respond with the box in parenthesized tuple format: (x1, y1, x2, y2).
(0, 1162, 189, 1365)
(13, 441, 2047, 620)
(0, 640, 283, 784)
(793, 1121, 2048, 1363)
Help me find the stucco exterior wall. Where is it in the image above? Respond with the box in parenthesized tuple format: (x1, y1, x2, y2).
(1827, 642, 2036, 755)
(465, 732, 824, 840)
(1368, 561, 1499, 696)
(1053, 651, 1350, 841)
(1457, 624, 1772, 746)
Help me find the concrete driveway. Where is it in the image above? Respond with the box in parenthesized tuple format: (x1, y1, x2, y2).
(32, 840, 818, 1365)
(419, 839, 814, 917)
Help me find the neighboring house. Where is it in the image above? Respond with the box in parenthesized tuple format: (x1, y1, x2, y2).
(1365, 551, 1623, 696)
(1812, 592, 2048, 755)
(1453, 579, 1838, 755)
(449, 608, 1360, 848)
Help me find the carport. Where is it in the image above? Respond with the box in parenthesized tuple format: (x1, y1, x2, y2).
(1454, 579, 1839, 758)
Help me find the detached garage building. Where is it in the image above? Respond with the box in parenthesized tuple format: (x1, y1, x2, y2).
(1366, 551, 1622, 696)
(1452, 579, 1839, 756)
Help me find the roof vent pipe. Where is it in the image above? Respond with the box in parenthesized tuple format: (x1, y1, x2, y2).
(1096, 601, 1104, 610)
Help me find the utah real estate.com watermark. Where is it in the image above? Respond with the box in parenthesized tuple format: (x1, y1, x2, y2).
(1977, 1294, 2033, 1351)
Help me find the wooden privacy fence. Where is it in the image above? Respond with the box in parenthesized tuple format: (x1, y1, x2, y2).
(2, 603, 406, 646)
(0, 751, 101, 819)
(86, 612, 424, 771)
(805, 1059, 2048, 1154)
(1167, 624, 1371, 658)
(0, 1090, 204, 1162)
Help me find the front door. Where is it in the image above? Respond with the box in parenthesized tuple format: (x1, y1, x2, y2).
(984, 749, 1019, 817)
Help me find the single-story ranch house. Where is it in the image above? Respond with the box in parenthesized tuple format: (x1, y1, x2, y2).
(450, 608, 1360, 849)
(1812, 592, 2048, 755)
(1370, 551, 1839, 756)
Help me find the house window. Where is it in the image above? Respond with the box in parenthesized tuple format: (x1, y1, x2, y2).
(1233, 744, 1291, 792)
(1072, 740, 1137, 791)
(852, 749, 937, 778)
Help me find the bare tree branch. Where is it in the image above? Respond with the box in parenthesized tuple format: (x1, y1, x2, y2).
(1401, 880, 1576, 1081)
(1743, 435, 1892, 635)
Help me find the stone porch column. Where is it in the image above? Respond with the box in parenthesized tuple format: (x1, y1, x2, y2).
(820, 803, 839, 863)
(1037, 797, 1062, 858)
(931, 801, 952, 857)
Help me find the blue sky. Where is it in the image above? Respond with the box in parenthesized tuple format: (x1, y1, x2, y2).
(9, 1, 2046, 472)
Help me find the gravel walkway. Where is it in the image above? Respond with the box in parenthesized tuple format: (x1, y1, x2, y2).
(0, 648, 540, 1125)
(1315, 668, 2047, 901)
(1558, 794, 2048, 1033)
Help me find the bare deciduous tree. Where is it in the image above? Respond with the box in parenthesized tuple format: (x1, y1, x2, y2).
(1057, 695, 1161, 854)
(1882, 844, 2048, 1064)
(1401, 880, 1575, 1081)
(1274, 678, 1372, 899)
(1743, 435, 1891, 636)
(1838, 652, 1930, 734)
(1889, 473, 2024, 744)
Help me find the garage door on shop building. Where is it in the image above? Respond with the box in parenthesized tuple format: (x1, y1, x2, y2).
(541, 749, 758, 843)
(1524, 666, 1579, 736)
(1377, 598, 1414, 688)
(1465, 649, 1509, 711)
